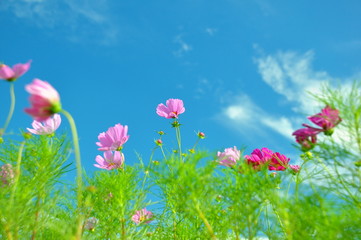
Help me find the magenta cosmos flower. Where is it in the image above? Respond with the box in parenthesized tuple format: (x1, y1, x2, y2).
(96, 124, 129, 151)
(0, 60, 31, 81)
(308, 106, 342, 135)
(25, 79, 62, 121)
(131, 208, 153, 224)
(217, 146, 241, 167)
(26, 113, 61, 135)
(268, 152, 290, 171)
(292, 126, 321, 151)
(244, 148, 273, 170)
(245, 148, 290, 171)
(94, 151, 125, 170)
(156, 98, 185, 119)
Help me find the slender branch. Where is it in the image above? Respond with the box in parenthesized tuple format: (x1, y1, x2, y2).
(60, 109, 83, 239)
(1, 83, 16, 137)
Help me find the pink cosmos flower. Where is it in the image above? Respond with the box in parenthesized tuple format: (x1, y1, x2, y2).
(156, 99, 185, 119)
(292, 126, 321, 151)
(0, 60, 31, 81)
(94, 151, 125, 170)
(244, 148, 274, 170)
(289, 165, 301, 174)
(131, 208, 153, 224)
(0, 164, 14, 187)
(268, 152, 290, 171)
(96, 124, 129, 151)
(217, 146, 241, 167)
(26, 114, 61, 135)
(25, 79, 62, 121)
(308, 106, 342, 135)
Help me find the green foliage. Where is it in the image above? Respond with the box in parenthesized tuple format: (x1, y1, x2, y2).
(1, 82, 361, 239)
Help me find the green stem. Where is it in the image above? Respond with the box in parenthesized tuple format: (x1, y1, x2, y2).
(1, 83, 16, 137)
(9, 141, 26, 239)
(175, 126, 182, 160)
(60, 109, 83, 239)
(270, 202, 287, 239)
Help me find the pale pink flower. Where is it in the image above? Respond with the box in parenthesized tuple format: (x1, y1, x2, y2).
(269, 152, 290, 171)
(84, 217, 98, 231)
(0, 60, 31, 81)
(96, 124, 129, 151)
(94, 151, 125, 170)
(289, 165, 301, 174)
(131, 208, 153, 224)
(25, 79, 62, 121)
(26, 114, 61, 135)
(156, 99, 185, 119)
(292, 126, 321, 151)
(217, 147, 241, 167)
(245, 148, 273, 170)
(308, 106, 342, 135)
(0, 164, 14, 187)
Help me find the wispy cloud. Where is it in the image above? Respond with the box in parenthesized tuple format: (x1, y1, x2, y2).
(205, 28, 218, 36)
(0, 0, 118, 45)
(217, 48, 356, 142)
(173, 34, 192, 57)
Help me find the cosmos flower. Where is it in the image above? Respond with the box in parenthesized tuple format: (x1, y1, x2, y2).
(268, 152, 290, 171)
(24, 79, 62, 121)
(244, 148, 273, 170)
(308, 105, 342, 135)
(292, 126, 321, 151)
(94, 151, 125, 170)
(217, 146, 241, 167)
(26, 114, 61, 135)
(289, 165, 301, 174)
(131, 208, 153, 224)
(0, 60, 31, 81)
(156, 99, 185, 119)
(96, 124, 129, 151)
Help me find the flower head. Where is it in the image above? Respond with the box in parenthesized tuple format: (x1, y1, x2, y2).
(94, 151, 125, 170)
(156, 99, 185, 119)
(217, 146, 241, 167)
(308, 106, 342, 135)
(197, 131, 206, 139)
(25, 79, 62, 121)
(292, 126, 321, 151)
(26, 114, 61, 135)
(131, 208, 153, 224)
(268, 152, 290, 171)
(0, 60, 31, 81)
(244, 148, 273, 170)
(0, 164, 14, 187)
(96, 124, 129, 151)
(289, 165, 301, 174)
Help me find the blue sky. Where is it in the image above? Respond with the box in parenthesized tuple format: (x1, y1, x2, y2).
(1, 0, 361, 177)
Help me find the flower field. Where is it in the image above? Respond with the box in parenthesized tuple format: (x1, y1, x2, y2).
(0, 61, 360, 239)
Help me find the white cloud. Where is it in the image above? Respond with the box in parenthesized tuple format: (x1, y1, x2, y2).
(254, 50, 330, 114)
(173, 34, 192, 57)
(1, 0, 118, 45)
(205, 28, 218, 36)
(218, 49, 358, 143)
(218, 94, 295, 139)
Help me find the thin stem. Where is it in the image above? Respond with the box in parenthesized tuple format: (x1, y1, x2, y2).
(175, 126, 182, 160)
(60, 109, 83, 239)
(1, 82, 16, 137)
(270, 202, 287, 239)
(193, 201, 216, 240)
(8, 141, 26, 239)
